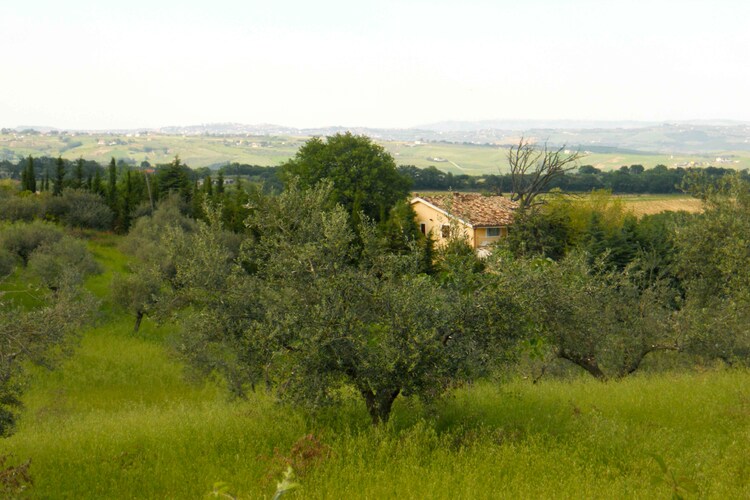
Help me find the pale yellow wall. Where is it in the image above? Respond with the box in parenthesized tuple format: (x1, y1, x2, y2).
(411, 201, 474, 247)
(474, 226, 509, 248)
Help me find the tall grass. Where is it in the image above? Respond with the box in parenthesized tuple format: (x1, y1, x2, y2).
(1, 235, 749, 498)
(4, 315, 749, 499)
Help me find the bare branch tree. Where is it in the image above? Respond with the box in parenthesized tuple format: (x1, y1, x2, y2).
(507, 137, 585, 210)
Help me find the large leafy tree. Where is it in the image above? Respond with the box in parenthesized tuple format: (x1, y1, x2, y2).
(155, 156, 192, 202)
(281, 132, 411, 223)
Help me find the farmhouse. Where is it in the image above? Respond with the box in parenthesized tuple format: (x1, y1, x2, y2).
(411, 192, 517, 249)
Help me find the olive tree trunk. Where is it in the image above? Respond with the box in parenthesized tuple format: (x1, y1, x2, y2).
(361, 388, 401, 425)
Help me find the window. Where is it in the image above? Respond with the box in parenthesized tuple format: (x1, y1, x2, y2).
(441, 224, 451, 239)
(419, 223, 426, 235)
(486, 227, 501, 237)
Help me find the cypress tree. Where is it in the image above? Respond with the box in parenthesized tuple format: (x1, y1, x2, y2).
(21, 161, 29, 191)
(26, 156, 36, 193)
(120, 170, 133, 232)
(53, 156, 65, 196)
(92, 169, 104, 196)
(216, 171, 225, 194)
(203, 175, 213, 197)
(107, 158, 117, 208)
(73, 157, 85, 189)
(584, 212, 608, 266)
(191, 180, 204, 220)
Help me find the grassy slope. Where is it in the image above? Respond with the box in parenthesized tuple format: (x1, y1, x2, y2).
(1, 235, 748, 498)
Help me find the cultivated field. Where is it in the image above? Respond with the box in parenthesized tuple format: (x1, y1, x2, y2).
(3, 132, 750, 173)
(1, 235, 747, 498)
(617, 194, 704, 216)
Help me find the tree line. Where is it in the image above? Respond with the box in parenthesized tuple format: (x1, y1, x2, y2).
(0, 156, 273, 233)
(4, 152, 747, 211)
(398, 163, 746, 194)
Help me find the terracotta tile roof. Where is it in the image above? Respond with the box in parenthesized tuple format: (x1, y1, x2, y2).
(412, 193, 517, 227)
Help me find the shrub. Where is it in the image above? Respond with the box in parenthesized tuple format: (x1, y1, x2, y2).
(59, 189, 113, 230)
(0, 221, 64, 265)
(27, 236, 101, 290)
(0, 249, 15, 279)
(0, 193, 44, 222)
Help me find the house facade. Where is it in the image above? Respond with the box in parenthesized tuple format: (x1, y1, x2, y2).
(410, 193, 517, 249)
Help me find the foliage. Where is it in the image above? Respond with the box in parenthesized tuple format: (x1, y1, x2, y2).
(46, 189, 114, 230)
(0, 231, 748, 496)
(0, 193, 44, 222)
(673, 174, 750, 364)
(155, 156, 192, 202)
(377, 199, 423, 256)
(503, 190, 691, 288)
(53, 156, 65, 196)
(111, 267, 163, 332)
(172, 183, 516, 424)
(403, 162, 744, 195)
(27, 236, 102, 290)
(120, 194, 196, 281)
(650, 454, 699, 499)
(504, 204, 571, 260)
(20, 157, 35, 193)
(0, 249, 15, 279)
(0, 284, 96, 436)
(219, 162, 283, 192)
(487, 252, 679, 380)
(0, 221, 64, 266)
(281, 132, 411, 223)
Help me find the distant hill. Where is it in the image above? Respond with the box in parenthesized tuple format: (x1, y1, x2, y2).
(151, 121, 750, 154)
(415, 119, 662, 131)
(3, 120, 750, 172)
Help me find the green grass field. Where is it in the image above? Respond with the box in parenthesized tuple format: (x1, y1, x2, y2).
(1, 233, 748, 498)
(3, 132, 750, 173)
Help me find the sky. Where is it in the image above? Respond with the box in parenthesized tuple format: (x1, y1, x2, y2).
(1, 0, 748, 130)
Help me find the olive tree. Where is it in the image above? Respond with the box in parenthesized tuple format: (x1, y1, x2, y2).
(120, 194, 196, 278)
(673, 174, 750, 364)
(0, 221, 64, 266)
(488, 252, 678, 380)
(0, 249, 15, 279)
(0, 284, 96, 435)
(111, 265, 163, 332)
(28, 236, 101, 290)
(172, 183, 517, 424)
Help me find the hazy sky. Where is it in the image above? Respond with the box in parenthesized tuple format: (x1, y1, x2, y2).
(2, 0, 748, 129)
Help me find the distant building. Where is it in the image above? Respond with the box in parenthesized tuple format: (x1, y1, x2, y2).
(410, 192, 517, 250)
